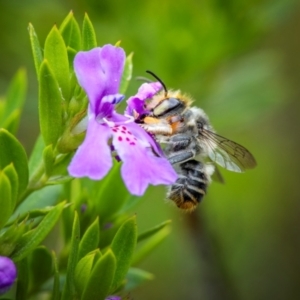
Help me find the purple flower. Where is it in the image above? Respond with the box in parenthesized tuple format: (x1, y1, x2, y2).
(125, 81, 162, 117)
(0, 256, 17, 295)
(68, 45, 177, 195)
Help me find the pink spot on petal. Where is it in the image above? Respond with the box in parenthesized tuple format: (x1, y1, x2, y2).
(118, 136, 122, 141)
(122, 126, 126, 131)
(130, 142, 135, 146)
(126, 137, 130, 141)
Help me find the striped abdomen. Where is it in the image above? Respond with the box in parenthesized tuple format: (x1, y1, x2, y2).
(167, 160, 212, 212)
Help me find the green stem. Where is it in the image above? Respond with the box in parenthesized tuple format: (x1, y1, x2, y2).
(17, 160, 47, 206)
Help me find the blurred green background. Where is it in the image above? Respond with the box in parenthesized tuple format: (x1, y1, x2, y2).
(1, 0, 300, 299)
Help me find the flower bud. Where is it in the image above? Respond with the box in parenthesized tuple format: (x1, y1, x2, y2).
(0, 256, 17, 295)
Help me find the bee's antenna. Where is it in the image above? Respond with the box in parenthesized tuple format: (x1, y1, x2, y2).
(146, 70, 168, 97)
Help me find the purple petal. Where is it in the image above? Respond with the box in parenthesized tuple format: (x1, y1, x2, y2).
(68, 118, 113, 180)
(125, 122, 164, 156)
(125, 82, 162, 116)
(74, 45, 125, 114)
(111, 123, 177, 195)
(0, 256, 17, 295)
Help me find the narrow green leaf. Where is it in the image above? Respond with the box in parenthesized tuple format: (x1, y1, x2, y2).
(5, 68, 27, 117)
(61, 211, 80, 300)
(137, 220, 172, 243)
(16, 258, 30, 300)
(125, 268, 154, 292)
(29, 246, 53, 291)
(0, 128, 28, 198)
(67, 47, 77, 71)
(119, 52, 133, 95)
(11, 201, 65, 262)
(0, 171, 12, 229)
(110, 216, 137, 292)
(2, 163, 18, 211)
(43, 144, 55, 176)
(82, 250, 116, 300)
(51, 251, 60, 300)
(44, 25, 70, 100)
(74, 252, 96, 296)
(39, 60, 63, 146)
(82, 13, 97, 50)
(132, 226, 171, 265)
(6, 206, 53, 228)
(11, 185, 62, 222)
(28, 134, 44, 174)
(95, 162, 129, 220)
(28, 23, 43, 78)
(60, 11, 81, 51)
(2, 109, 21, 134)
(78, 217, 100, 260)
(0, 218, 28, 256)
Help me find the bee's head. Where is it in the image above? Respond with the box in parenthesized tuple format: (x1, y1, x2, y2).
(145, 70, 187, 118)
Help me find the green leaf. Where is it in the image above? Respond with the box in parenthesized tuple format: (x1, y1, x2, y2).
(11, 201, 65, 262)
(43, 144, 55, 176)
(16, 258, 29, 300)
(125, 268, 154, 292)
(0, 128, 28, 198)
(119, 52, 133, 95)
(67, 47, 77, 71)
(11, 185, 62, 222)
(95, 162, 129, 220)
(0, 218, 28, 256)
(82, 250, 116, 300)
(39, 60, 63, 146)
(2, 109, 21, 134)
(0, 171, 12, 228)
(137, 220, 172, 242)
(61, 211, 80, 300)
(60, 11, 81, 51)
(1, 69, 27, 134)
(82, 13, 97, 50)
(29, 246, 53, 292)
(78, 217, 100, 260)
(6, 206, 53, 227)
(51, 251, 60, 300)
(28, 134, 44, 174)
(28, 23, 43, 78)
(44, 25, 70, 100)
(110, 215, 137, 292)
(5, 68, 27, 118)
(132, 226, 171, 265)
(3, 163, 18, 211)
(74, 251, 95, 296)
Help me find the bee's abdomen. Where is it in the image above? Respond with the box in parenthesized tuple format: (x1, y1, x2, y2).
(167, 160, 209, 212)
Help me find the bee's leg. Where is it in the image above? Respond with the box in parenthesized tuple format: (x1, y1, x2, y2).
(166, 133, 192, 149)
(167, 149, 196, 165)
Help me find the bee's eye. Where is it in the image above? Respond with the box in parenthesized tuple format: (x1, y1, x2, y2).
(153, 98, 184, 117)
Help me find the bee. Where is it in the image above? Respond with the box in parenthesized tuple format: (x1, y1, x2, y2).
(137, 71, 257, 212)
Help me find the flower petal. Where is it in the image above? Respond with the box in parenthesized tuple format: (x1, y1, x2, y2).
(74, 45, 125, 114)
(68, 118, 112, 180)
(111, 123, 177, 195)
(125, 82, 162, 116)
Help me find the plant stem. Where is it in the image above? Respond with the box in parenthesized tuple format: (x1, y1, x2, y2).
(17, 161, 46, 205)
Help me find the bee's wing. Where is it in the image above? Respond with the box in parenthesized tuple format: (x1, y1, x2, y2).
(211, 163, 225, 183)
(201, 130, 257, 173)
